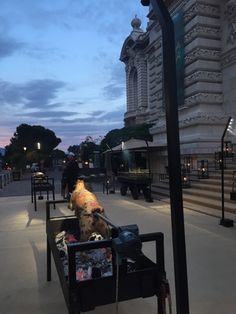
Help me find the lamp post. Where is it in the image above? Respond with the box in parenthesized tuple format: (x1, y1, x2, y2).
(197, 160, 209, 179)
(183, 155, 192, 173)
(37, 142, 43, 199)
(23, 147, 27, 171)
(37, 142, 41, 170)
(220, 117, 234, 227)
(105, 143, 115, 193)
(140, 1, 189, 313)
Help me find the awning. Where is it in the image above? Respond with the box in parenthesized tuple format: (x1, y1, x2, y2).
(106, 139, 161, 152)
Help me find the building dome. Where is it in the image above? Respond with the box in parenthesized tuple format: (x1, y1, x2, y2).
(131, 15, 142, 30)
(130, 15, 143, 41)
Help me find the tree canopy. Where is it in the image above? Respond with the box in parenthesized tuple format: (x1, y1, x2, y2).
(4, 124, 61, 169)
(67, 136, 101, 164)
(100, 123, 153, 152)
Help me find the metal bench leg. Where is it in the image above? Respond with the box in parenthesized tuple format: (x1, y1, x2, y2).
(52, 189, 56, 209)
(34, 190, 37, 211)
(69, 292, 81, 314)
(47, 237, 51, 281)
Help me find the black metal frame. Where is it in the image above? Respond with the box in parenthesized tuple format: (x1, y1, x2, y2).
(117, 172, 153, 202)
(230, 171, 236, 201)
(140, 1, 189, 312)
(31, 175, 55, 211)
(220, 117, 234, 227)
(46, 199, 167, 314)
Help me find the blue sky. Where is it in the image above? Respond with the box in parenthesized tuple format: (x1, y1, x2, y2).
(0, 0, 149, 151)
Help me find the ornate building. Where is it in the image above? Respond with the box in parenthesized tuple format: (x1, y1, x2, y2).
(120, 0, 236, 175)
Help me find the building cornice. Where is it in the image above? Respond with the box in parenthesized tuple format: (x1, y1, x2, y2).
(221, 46, 236, 68)
(150, 112, 226, 134)
(120, 33, 149, 63)
(185, 47, 220, 65)
(184, 92, 223, 107)
(185, 2, 220, 24)
(185, 70, 222, 87)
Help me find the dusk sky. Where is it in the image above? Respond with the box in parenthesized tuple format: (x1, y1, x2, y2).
(0, 0, 149, 151)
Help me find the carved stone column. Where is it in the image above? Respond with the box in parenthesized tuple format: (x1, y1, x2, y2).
(136, 55, 148, 110)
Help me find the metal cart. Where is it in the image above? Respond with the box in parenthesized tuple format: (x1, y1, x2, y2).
(46, 200, 169, 314)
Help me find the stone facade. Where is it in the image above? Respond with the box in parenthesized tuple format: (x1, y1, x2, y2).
(120, 0, 236, 174)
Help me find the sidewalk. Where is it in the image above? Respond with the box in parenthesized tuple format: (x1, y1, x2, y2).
(0, 173, 236, 313)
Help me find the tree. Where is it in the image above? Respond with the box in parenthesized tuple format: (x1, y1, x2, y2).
(66, 136, 103, 168)
(67, 145, 80, 156)
(51, 149, 66, 159)
(100, 123, 153, 152)
(4, 124, 61, 169)
(80, 136, 99, 166)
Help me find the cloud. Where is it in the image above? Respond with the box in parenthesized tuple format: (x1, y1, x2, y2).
(0, 36, 24, 59)
(89, 110, 105, 117)
(30, 106, 124, 125)
(102, 62, 125, 100)
(16, 110, 78, 118)
(100, 108, 125, 122)
(0, 0, 73, 31)
(0, 79, 67, 109)
(103, 84, 124, 100)
(49, 120, 124, 145)
(21, 79, 66, 108)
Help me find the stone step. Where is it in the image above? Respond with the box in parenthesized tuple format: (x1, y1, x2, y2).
(182, 193, 236, 214)
(183, 186, 232, 200)
(151, 185, 170, 199)
(152, 186, 236, 214)
(153, 180, 233, 192)
(154, 175, 234, 187)
(190, 181, 233, 191)
(208, 172, 235, 178)
(151, 166, 236, 214)
(152, 183, 234, 197)
(153, 183, 234, 202)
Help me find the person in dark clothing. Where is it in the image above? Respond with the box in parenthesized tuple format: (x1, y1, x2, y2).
(61, 152, 79, 198)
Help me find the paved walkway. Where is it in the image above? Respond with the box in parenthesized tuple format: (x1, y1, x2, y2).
(0, 171, 236, 313)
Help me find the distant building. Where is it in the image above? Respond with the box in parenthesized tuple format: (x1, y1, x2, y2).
(120, 0, 236, 178)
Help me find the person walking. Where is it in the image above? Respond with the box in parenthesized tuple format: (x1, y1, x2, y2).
(61, 152, 79, 198)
